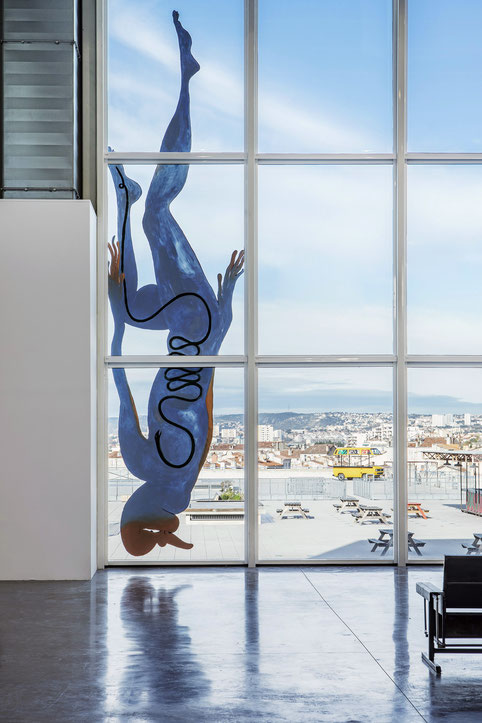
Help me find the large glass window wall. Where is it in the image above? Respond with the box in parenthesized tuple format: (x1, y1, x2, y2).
(101, 0, 482, 565)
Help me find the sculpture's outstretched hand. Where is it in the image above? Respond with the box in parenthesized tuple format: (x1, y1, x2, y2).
(108, 237, 124, 284)
(217, 249, 244, 303)
(108, 238, 125, 320)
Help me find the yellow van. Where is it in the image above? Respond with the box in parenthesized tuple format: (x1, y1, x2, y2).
(331, 447, 384, 480)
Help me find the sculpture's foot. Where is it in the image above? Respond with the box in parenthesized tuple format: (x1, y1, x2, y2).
(121, 514, 193, 556)
(172, 10, 200, 79)
(108, 159, 142, 204)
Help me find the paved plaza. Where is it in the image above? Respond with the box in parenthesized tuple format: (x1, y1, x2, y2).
(108, 497, 482, 563)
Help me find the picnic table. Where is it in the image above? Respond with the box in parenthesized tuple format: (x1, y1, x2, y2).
(276, 502, 311, 519)
(353, 504, 391, 524)
(461, 532, 482, 555)
(407, 502, 429, 519)
(368, 529, 425, 556)
(333, 496, 360, 513)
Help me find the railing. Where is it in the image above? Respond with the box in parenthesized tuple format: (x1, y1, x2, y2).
(108, 465, 469, 503)
(407, 471, 462, 500)
(354, 471, 464, 500)
(108, 470, 346, 502)
(258, 477, 346, 500)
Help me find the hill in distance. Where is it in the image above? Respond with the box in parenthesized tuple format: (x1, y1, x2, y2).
(108, 410, 390, 434)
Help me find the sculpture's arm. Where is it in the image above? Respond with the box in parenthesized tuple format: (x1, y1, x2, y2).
(108, 239, 149, 471)
(216, 249, 245, 334)
(108, 238, 126, 338)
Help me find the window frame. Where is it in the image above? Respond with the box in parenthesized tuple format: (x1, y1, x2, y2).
(97, 0, 482, 568)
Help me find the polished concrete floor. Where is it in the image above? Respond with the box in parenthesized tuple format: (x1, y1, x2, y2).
(1, 566, 482, 722)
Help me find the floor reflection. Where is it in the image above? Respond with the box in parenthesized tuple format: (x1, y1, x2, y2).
(108, 576, 210, 713)
(244, 570, 260, 683)
(393, 568, 410, 685)
(426, 671, 482, 719)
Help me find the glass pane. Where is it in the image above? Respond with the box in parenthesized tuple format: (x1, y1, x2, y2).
(258, 0, 392, 152)
(408, 0, 482, 152)
(407, 166, 482, 354)
(258, 367, 393, 561)
(108, 367, 245, 562)
(408, 369, 482, 559)
(108, 0, 243, 151)
(107, 163, 244, 355)
(258, 165, 393, 354)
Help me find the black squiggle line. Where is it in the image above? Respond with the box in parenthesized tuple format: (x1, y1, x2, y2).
(114, 166, 211, 469)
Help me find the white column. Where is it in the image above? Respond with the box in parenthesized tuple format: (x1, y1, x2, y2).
(0, 200, 97, 580)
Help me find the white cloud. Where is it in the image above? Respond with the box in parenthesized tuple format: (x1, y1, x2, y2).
(194, 61, 243, 119)
(108, 103, 162, 152)
(109, 2, 243, 121)
(258, 367, 393, 398)
(258, 299, 392, 355)
(408, 167, 482, 249)
(109, 4, 179, 71)
(109, 73, 172, 107)
(408, 367, 482, 405)
(259, 93, 373, 153)
(258, 165, 393, 271)
(108, 0, 373, 150)
(408, 308, 482, 355)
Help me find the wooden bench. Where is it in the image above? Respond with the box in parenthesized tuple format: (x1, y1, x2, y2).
(407, 502, 429, 519)
(353, 505, 391, 524)
(277, 502, 311, 519)
(368, 537, 391, 554)
(409, 536, 426, 556)
(461, 544, 480, 555)
(333, 497, 360, 513)
(461, 533, 482, 554)
(368, 529, 425, 556)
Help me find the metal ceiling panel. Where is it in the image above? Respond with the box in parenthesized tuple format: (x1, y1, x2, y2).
(1, 0, 81, 198)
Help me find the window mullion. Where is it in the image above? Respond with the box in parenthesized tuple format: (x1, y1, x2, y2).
(245, 0, 258, 567)
(394, 0, 408, 567)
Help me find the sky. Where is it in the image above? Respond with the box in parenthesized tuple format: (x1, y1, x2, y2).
(107, 0, 482, 415)
(408, 0, 482, 151)
(108, 366, 482, 417)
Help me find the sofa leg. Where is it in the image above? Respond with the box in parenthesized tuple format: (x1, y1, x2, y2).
(422, 652, 441, 675)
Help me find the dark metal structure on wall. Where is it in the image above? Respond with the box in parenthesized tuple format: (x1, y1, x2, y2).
(1, 0, 81, 199)
(422, 450, 482, 513)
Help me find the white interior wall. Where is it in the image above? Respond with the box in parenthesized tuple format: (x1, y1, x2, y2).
(0, 200, 97, 580)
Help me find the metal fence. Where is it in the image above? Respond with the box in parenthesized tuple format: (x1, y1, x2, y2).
(108, 466, 467, 504)
(258, 477, 346, 500)
(108, 470, 346, 502)
(407, 471, 462, 500)
(354, 471, 464, 501)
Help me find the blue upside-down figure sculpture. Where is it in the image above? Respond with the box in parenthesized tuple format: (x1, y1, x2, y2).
(108, 11, 244, 556)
